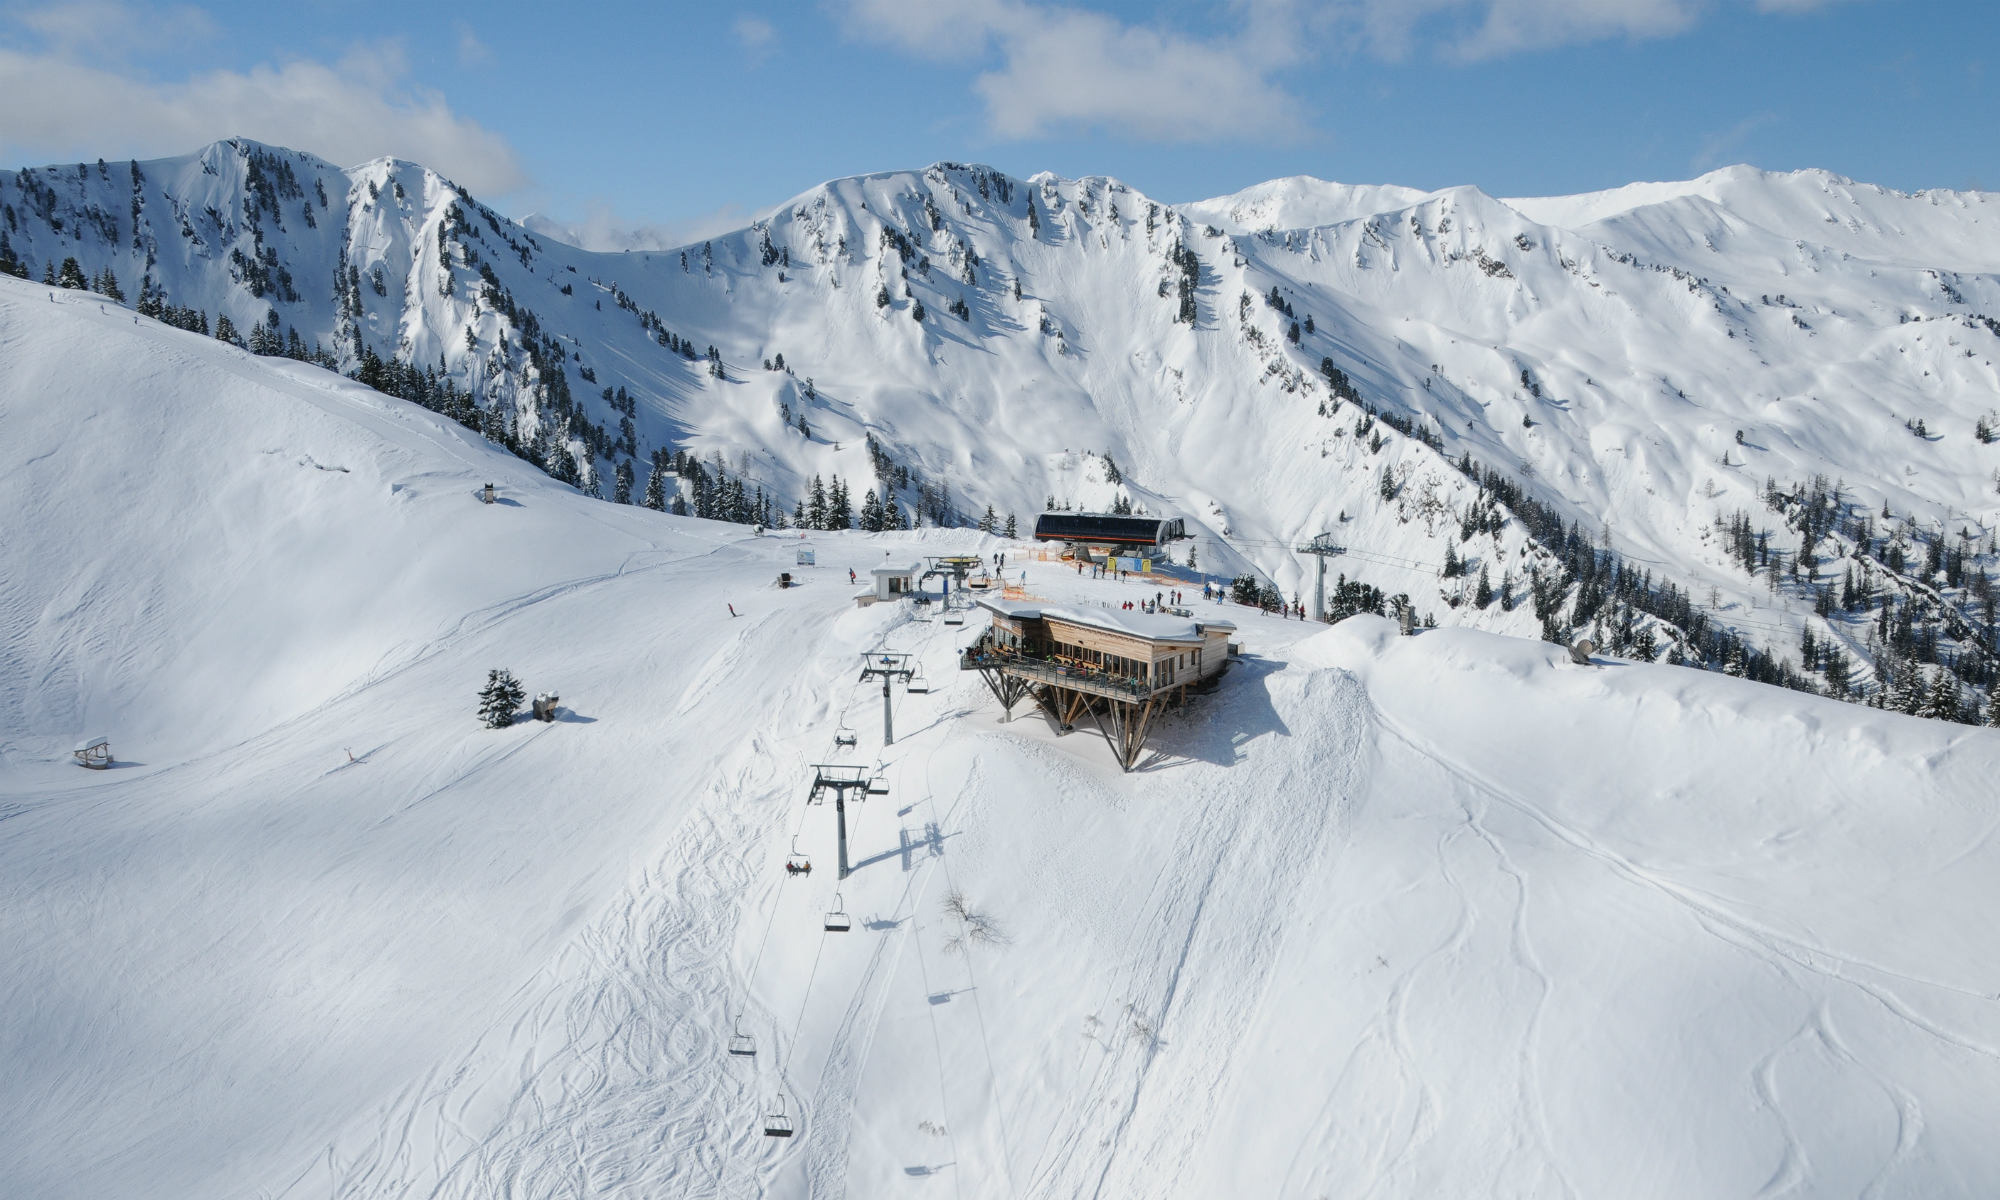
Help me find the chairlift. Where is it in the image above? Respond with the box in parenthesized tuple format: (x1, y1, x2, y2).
(906, 665, 930, 694)
(727, 1021, 757, 1057)
(785, 838, 812, 876)
(942, 609, 965, 626)
(834, 725, 857, 748)
(824, 893, 852, 933)
(866, 778, 889, 796)
(763, 1095, 796, 1138)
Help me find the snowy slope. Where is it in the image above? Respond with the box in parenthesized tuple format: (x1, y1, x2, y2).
(6, 143, 2000, 707)
(5, 277, 2000, 1198)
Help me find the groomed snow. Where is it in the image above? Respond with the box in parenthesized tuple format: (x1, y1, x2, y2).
(5, 278, 2000, 1198)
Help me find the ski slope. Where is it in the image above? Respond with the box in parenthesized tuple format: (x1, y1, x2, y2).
(4, 277, 2000, 1198)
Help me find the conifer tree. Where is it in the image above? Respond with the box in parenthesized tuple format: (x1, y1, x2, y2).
(1474, 565, 1493, 608)
(884, 490, 902, 529)
(613, 459, 634, 504)
(860, 488, 883, 532)
(1921, 668, 1959, 722)
(478, 669, 525, 728)
(213, 313, 241, 346)
(642, 463, 667, 511)
(807, 475, 827, 528)
(829, 477, 852, 528)
(1004, 512, 1017, 538)
(56, 256, 86, 289)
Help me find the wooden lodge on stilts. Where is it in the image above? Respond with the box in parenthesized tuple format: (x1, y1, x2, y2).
(959, 598, 1235, 771)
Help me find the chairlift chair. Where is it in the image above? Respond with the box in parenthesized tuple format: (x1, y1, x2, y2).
(784, 838, 812, 876)
(866, 778, 889, 796)
(834, 725, 857, 748)
(824, 894, 852, 933)
(727, 1021, 757, 1057)
(763, 1096, 796, 1138)
(906, 665, 930, 694)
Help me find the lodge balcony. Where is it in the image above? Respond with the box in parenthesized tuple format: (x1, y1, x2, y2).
(959, 629, 1158, 702)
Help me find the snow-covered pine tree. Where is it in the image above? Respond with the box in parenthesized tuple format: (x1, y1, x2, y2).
(1920, 668, 1959, 723)
(479, 669, 525, 728)
(884, 490, 902, 529)
(57, 257, 87, 289)
(1004, 512, 1017, 538)
(860, 488, 883, 532)
(613, 460, 634, 505)
(979, 505, 997, 534)
(642, 463, 667, 511)
(830, 477, 852, 529)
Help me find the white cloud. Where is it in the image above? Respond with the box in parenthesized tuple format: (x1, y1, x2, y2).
(454, 21, 492, 68)
(521, 201, 754, 253)
(733, 15, 776, 50)
(842, 0, 1306, 143)
(842, 0, 1878, 133)
(10, 0, 214, 57)
(0, 33, 526, 195)
(1447, 0, 1701, 60)
(1691, 110, 1779, 171)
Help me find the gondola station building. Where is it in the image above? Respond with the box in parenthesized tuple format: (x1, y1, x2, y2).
(960, 598, 1235, 770)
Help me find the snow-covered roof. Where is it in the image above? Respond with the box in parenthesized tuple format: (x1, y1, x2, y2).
(75, 736, 109, 752)
(872, 561, 922, 578)
(977, 597, 1234, 643)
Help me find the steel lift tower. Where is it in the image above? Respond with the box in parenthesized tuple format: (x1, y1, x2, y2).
(1295, 532, 1347, 621)
(858, 651, 917, 745)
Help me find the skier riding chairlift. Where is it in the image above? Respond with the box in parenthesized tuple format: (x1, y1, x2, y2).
(785, 838, 812, 875)
(835, 725, 857, 747)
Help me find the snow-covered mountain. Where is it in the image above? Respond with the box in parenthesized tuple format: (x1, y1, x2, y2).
(5, 141, 1999, 712)
(5, 279, 1998, 1199)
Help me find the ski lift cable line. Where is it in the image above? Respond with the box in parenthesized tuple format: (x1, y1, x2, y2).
(921, 734, 1021, 1198)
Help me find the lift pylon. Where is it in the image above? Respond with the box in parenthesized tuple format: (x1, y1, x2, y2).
(858, 651, 917, 745)
(1295, 532, 1347, 621)
(808, 764, 881, 880)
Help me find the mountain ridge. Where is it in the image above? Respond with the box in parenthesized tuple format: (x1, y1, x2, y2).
(5, 138, 1999, 716)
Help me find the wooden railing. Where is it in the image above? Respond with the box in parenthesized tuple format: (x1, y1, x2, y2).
(960, 630, 1155, 700)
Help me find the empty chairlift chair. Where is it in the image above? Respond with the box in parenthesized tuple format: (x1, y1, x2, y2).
(728, 1020, 756, 1057)
(763, 1096, 796, 1138)
(824, 893, 852, 933)
(906, 665, 930, 694)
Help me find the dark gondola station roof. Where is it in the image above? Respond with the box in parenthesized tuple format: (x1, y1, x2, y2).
(1032, 512, 1185, 545)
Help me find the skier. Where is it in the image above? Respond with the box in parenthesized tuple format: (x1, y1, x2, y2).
(849, 568, 856, 584)
(729, 603, 739, 618)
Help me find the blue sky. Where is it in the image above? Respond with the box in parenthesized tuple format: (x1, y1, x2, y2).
(1, 0, 1992, 246)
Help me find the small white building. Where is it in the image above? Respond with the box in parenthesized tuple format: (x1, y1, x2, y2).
(871, 561, 922, 601)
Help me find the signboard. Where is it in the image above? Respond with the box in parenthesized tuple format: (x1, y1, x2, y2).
(796, 548, 816, 566)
